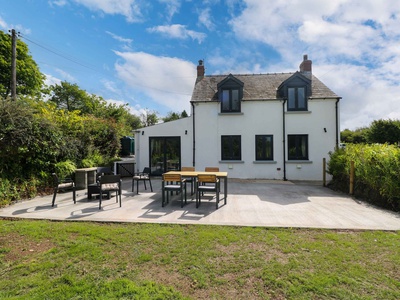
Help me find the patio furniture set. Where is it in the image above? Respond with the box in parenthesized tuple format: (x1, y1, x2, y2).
(51, 166, 228, 210)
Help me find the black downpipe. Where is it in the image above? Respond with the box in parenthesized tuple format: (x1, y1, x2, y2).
(191, 102, 196, 167)
(335, 98, 341, 149)
(282, 99, 287, 181)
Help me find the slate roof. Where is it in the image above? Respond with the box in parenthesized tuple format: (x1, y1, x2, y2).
(190, 72, 339, 102)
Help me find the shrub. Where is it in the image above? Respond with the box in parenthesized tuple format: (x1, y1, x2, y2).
(328, 144, 400, 211)
(54, 160, 76, 179)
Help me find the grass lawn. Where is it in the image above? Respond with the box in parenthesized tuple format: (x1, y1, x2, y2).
(0, 219, 399, 299)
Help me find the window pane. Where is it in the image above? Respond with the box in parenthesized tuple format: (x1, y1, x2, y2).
(222, 90, 230, 111)
(232, 89, 240, 111)
(288, 88, 296, 109)
(299, 135, 307, 158)
(298, 87, 305, 109)
(232, 136, 241, 160)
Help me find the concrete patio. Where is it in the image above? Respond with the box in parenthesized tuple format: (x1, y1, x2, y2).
(1, 178, 399, 230)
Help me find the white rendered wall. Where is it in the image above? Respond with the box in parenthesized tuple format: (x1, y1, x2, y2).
(135, 98, 339, 181)
(134, 117, 193, 173)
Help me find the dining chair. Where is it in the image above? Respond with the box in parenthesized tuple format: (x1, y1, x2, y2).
(162, 173, 187, 208)
(205, 167, 219, 172)
(51, 173, 76, 207)
(203, 167, 220, 190)
(196, 174, 220, 209)
(87, 167, 113, 199)
(181, 166, 195, 195)
(99, 174, 122, 209)
(132, 167, 153, 194)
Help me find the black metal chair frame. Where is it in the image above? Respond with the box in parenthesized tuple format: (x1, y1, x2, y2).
(162, 173, 187, 208)
(99, 174, 122, 209)
(196, 174, 220, 209)
(87, 167, 113, 199)
(132, 167, 153, 194)
(52, 173, 76, 207)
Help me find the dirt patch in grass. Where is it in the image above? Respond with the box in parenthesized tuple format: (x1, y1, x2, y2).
(0, 233, 55, 262)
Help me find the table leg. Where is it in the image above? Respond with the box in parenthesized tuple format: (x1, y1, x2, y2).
(224, 177, 228, 204)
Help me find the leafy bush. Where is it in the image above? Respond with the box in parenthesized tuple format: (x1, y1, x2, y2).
(54, 160, 76, 179)
(328, 144, 400, 211)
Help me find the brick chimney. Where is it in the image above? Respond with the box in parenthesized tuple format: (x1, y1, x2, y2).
(299, 54, 312, 77)
(197, 60, 205, 78)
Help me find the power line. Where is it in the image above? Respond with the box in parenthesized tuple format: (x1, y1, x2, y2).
(20, 34, 195, 96)
(20, 35, 103, 74)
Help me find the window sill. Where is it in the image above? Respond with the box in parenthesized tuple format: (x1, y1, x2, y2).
(286, 160, 313, 164)
(219, 160, 244, 164)
(218, 112, 244, 116)
(285, 111, 311, 114)
(253, 161, 277, 164)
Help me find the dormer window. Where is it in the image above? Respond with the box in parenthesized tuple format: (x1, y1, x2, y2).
(288, 87, 307, 111)
(218, 74, 243, 113)
(277, 72, 311, 112)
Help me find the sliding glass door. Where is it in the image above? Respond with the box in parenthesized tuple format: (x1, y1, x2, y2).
(149, 137, 181, 176)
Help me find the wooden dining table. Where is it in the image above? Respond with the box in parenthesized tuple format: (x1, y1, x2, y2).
(164, 170, 228, 204)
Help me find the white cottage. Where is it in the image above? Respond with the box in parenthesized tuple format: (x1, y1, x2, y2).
(134, 55, 341, 180)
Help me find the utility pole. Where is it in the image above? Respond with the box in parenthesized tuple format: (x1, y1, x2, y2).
(10, 29, 17, 100)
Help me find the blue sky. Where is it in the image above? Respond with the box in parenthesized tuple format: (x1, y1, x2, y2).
(1, 0, 400, 130)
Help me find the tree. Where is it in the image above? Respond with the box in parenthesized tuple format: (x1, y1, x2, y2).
(163, 111, 180, 122)
(341, 127, 368, 144)
(367, 119, 400, 145)
(181, 110, 188, 118)
(0, 30, 44, 98)
(162, 110, 189, 123)
(49, 81, 93, 112)
(141, 109, 159, 127)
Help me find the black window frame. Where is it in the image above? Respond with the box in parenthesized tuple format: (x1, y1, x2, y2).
(287, 86, 307, 111)
(288, 134, 308, 160)
(255, 135, 273, 161)
(220, 88, 241, 113)
(221, 135, 241, 160)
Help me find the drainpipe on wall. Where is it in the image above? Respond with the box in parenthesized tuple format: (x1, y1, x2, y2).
(335, 97, 341, 149)
(282, 98, 287, 181)
(134, 130, 141, 173)
(191, 102, 196, 167)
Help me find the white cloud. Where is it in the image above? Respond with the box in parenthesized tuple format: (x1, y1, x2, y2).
(106, 31, 133, 44)
(0, 16, 31, 35)
(198, 8, 215, 31)
(113, 51, 195, 113)
(0, 16, 7, 29)
(105, 31, 133, 50)
(72, 0, 143, 22)
(102, 79, 121, 96)
(147, 24, 206, 44)
(55, 68, 76, 82)
(159, 0, 181, 21)
(44, 73, 62, 87)
(49, 0, 68, 6)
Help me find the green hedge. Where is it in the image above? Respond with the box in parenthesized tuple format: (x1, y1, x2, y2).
(327, 144, 400, 211)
